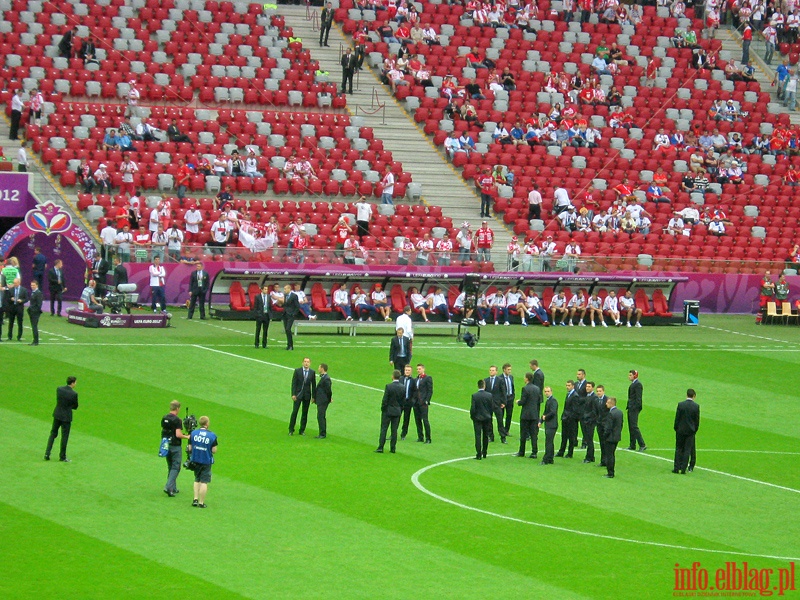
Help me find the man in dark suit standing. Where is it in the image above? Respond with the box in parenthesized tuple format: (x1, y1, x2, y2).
(574, 368, 588, 447)
(539, 386, 558, 464)
(673, 389, 700, 474)
(399, 364, 416, 440)
(484, 365, 507, 444)
(603, 396, 623, 478)
(187, 262, 209, 320)
(529, 359, 544, 392)
(595, 384, 610, 467)
(282, 283, 300, 351)
(47, 259, 66, 316)
(5, 277, 29, 341)
(501, 363, 516, 437)
(389, 327, 410, 372)
(313, 363, 332, 438)
(470, 379, 493, 460)
(27, 280, 43, 346)
(91, 255, 110, 294)
(252, 284, 272, 348)
(626, 369, 647, 451)
(319, 2, 334, 47)
(582, 381, 601, 463)
(112, 256, 128, 289)
(45, 376, 79, 461)
(514, 371, 542, 458)
(375, 370, 404, 453)
(556, 380, 578, 458)
(341, 47, 356, 95)
(289, 357, 317, 436)
(414, 363, 433, 443)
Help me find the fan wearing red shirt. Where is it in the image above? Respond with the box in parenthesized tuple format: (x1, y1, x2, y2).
(613, 178, 637, 203)
(478, 168, 495, 218)
(474, 220, 494, 263)
(176, 159, 192, 201)
(294, 232, 309, 264)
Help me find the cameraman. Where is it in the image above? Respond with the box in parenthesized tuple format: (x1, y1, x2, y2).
(188, 416, 218, 508)
(161, 400, 191, 497)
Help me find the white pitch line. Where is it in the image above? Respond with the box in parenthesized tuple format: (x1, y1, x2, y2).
(411, 455, 800, 562)
(635, 448, 800, 456)
(700, 325, 800, 346)
(37, 329, 74, 341)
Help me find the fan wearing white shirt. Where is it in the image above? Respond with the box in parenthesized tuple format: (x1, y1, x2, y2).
(430, 287, 451, 322)
(567, 290, 588, 326)
(184, 205, 203, 243)
(371, 284, 392, 321)
(549, 291, 569, 326)
(409, 286, 432, 322)
(619, 291, 643, 327)
(148, 256, 167, 312)
(355, 196, 373, 239)
(332, 284, 353, 320)
(603, 291, 622, 326)
(435, 234, 453, 266)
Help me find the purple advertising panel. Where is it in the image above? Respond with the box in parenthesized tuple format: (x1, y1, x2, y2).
(0, 172, 36, 218)
(66, 311, 168, 328)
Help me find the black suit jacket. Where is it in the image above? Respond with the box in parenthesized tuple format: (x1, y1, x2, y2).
(674, 399, 700, 435)
(627, 379, 643, 411)
(400, 375, 417, 407)
(252, 293, 272, 320)
(517, 383, 542, 420)
(321, 6, 334, 26)
(574, 378, 588, 397)
(53, 385, 79, 422)
(4, 286, 28, 311)
(502, 374, 515, 403)
(341, 52, 356, 71)
(596, 395, 610, 430)
(541, 395, 559, 430)
(389, 335, 410, 362)
(381, 381, 404, 417)
(470, 390, 493, 421)
(315, 373, 332, 405)
(189, 270, 209, 294)
(483, 376, 506, 410)
(605, 407, 623, 443)
(416, 375, 433, 406)
(28, 288, 43, 316)
(113, 264, 128, 288)
(292, 367, 317, 401)
(283, 291, 301, 319)
(532, 368, 544, 392)
(47, 267, 65, 293)
(582, 391, 601, 424)
(561, 390, 578, 421)
(92, 258, 109, 282)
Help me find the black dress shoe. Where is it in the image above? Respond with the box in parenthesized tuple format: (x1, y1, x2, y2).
(500, 437, 507, 444)
(424, 440, 431, 444)
(583, 459, 594, 463)
(299, 432, 305, 436)
(288, 432, 294, 436)
(603, 474, 615, 478)
(482, 453, 487, 458)
(474, 455, 481, 460)
(44, 455, 50, 461)
(314, 435, 326, 439)
(416, 438, 424, 442)
(529, 454, 537, 459)
(167, 491, 176, 497)
(513, 452, 525, 457)
(639, 445, 648, 452)
(539, 460, 550, 465)
(680, 470, 686, 474)
(29, 342, 38, 346)
(627, 446, 636, 451)
(59, 458, 71, 462)
(555, 452, 564, 458)
(565, 454, 573, 458)
(400, 435, 406, 441)
(687, 467, 694, 472)
(374, 448, 383, 453)
(672, 469, 680, 474)
(390, 448, 395, 453)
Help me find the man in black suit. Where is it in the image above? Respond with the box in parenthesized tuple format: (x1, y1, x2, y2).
(603, 396, 623, 478)
(289, 357, 317, 436)
(319, 2, 334, 47)
(5, 277, 29, 341)
(501, 362, 516, 437)
(47, 259, 66, 316)
(399, 364, 416, 440)
(414, 363, 433, 443)
(582, 381, 601, 463)
(556, 380, 579, 458)
(112, 256, 128, 289)
(626, 369, 647, 451)
(45, 376, 79, 462)
(27, 280, 43, 346)
(514, 371, 542, 458)
(539, 386, 559, 464)
(187, 263, 209, 320)
(91, 255, 110, 294)
(282, 283, 300, 350)
(375, 370, 404, 453)
(484, 365, 507, 444)
(389, 327, 411, 372)
(252, 284, 272, 348)
(313, 363, 332, 438)
(341, 47, 356, 95)
(529, 359, 544, 392)
(595, 384, 610, 467)
(574, 368, 588, 447)
(470, 379, 493, 460)
(673, 389, 700, 474)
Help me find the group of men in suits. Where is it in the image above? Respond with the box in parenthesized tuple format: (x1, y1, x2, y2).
(288, 359, 332, 439)
(251, 283, 301, 351)
(0, 275, 43, 345)
(375, 362, 433, 452)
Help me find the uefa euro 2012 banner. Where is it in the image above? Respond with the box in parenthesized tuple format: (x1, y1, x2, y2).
(0, 172, 36, 218)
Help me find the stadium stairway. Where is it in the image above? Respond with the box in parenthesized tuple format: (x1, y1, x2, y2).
(279, 5, 515, 253)
(719, 27, 800, 127)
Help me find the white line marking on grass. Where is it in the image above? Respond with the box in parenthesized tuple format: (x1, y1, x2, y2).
(411, 455, 800, 562)
(637, 448, 800, 455)
(700, 325, 800, 346)
(192, 320, 251, 336)
(38, 329, 74, 341)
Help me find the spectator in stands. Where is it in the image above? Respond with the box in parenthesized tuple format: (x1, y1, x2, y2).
(493, 121, 512, 145)
(133, 224, 151, 261)
(621, 211, 637, 235)
(460, 100, 483, 127)
(78, 35, 99, 65)
(119, 154, 139, 198)
(117, 128, 135, 152)
(785, 70, 798, 111)
(242, 150, 262, 180)
(165, 223, 184, 262)
(591, 55, 612, 77)
(380, 165, 395, 205)
(94, 163, 111, 194)
(397, 236, 415, 265)
(540, 235, 557, 271)
(613, 178, 637, 204)
(135, 118, 160, 141)
(786, 244, 800, 270)
(456, 223, 473, 262)
(77, 159, 94, 193)
(708, 216, 726, 236)
(215, 185, 233, 211)
(620, 291, 643, 327)
(103, 129, 119, 151)
(558, 206, 577, 231)
(151, 223, 168, 261)
(646, 181, 670, 204)
(466, 47, 490, 69)
(167, 119, 192, 144)
(553, 184, 571, 215)
(126, 80, 140, 117)
(563, 241, 581, 270)
(183, 204, 203, 243)
(212, 155, 227, 177)
(474, 221, 494, 263)
(693, 170, 710, 194)
(228, 150, 245, 177)
(207, 214, 231, 255)
(666, 215, 685, 236)
(195, 155, 212, 177)
(445, 132, 465, 159)
(435, 233, 453, 266)
(343, 234, 360, 265)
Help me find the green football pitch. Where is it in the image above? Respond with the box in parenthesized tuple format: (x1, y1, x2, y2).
(2, 313, 798, 599)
